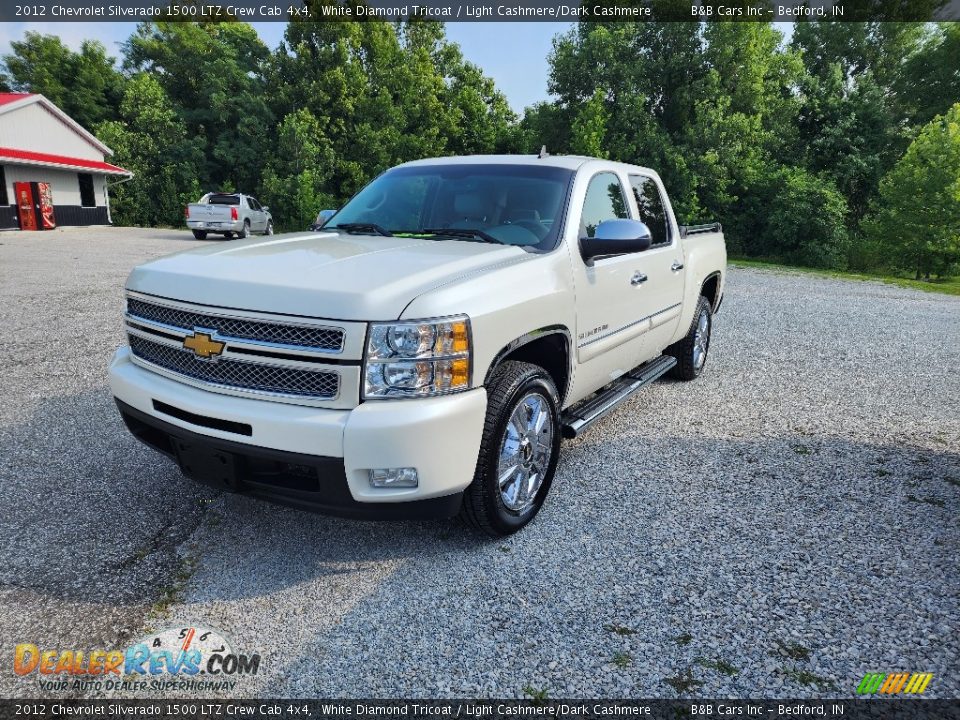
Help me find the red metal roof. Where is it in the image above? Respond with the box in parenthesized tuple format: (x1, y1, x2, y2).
(0, 146, 131, 176)
(0, 93, 34, 106)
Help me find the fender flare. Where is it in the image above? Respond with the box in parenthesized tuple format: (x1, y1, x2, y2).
(484, 325, 573, 401)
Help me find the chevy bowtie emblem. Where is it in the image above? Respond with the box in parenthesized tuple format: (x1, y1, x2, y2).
(183, 331, 225, 359)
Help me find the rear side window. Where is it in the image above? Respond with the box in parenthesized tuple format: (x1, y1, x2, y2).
(580, 172, 628, 238)
(629, 175, 670, 247)
(248, 197, 260, 210)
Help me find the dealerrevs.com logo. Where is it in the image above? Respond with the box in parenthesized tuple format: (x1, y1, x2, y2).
(14, 624, 261, 693)
(856, 672, 934, 695)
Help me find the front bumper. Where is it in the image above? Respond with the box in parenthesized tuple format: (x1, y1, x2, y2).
(109, 347, 487, 518)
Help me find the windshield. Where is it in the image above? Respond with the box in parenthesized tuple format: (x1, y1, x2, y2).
(326, 164, 574, 252)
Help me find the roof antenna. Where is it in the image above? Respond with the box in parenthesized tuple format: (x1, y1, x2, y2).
(538, 145, 549, 159)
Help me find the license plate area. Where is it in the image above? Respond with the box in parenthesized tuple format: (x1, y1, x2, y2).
(171, 437, 239, 491)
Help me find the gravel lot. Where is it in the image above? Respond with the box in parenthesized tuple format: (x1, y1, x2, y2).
(1, 227, 958, 700)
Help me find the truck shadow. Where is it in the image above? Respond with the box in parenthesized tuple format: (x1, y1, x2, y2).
(0, 387, 470, 608)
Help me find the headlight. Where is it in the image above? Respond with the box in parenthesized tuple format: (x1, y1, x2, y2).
(364, 315, 471, 399)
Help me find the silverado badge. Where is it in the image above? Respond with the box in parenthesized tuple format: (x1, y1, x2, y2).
(183, 331, 225, 360)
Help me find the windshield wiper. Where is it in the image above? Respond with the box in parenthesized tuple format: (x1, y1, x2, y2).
(420, 228, 500, 244)
(333, 223, 393, 237)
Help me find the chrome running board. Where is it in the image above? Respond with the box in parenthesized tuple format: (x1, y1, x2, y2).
(560, 355, 677, 439)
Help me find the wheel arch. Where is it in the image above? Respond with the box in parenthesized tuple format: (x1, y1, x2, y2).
(483, 326, 572, 406)
(700, 271, 722, 312)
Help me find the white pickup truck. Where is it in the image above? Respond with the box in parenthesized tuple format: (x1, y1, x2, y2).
(185, 192, 273, 240)
(111, 154, 726, 535)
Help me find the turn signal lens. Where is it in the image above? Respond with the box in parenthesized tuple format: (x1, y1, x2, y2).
(364, 315, 471, 399)
(450, 358, 469, 386)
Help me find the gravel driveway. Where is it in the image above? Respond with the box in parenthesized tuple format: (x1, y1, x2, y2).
(1, 227, 957, 699)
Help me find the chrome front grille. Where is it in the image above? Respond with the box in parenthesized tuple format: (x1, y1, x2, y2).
(129, 335, 340, 399)
(127, 297, 344, 352)
(124, 294, 347, 403)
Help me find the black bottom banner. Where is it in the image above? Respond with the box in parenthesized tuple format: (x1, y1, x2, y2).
(2, 700, 958, 720)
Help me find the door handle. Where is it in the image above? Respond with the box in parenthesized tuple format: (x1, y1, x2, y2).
(671, 261, 684, 272)
(631, 272, 648, 286)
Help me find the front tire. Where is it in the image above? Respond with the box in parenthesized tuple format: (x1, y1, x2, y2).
(667, 295, 713, 381)
(461, 361, 561, 536)
(264, 221, 273, 236)
(191, 229, 207, 240)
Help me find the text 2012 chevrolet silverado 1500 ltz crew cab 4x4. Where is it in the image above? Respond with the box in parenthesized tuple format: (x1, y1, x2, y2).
(111, 154, 726, 535)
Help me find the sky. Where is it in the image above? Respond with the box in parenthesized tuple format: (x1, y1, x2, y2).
(0, 21, 571, 113)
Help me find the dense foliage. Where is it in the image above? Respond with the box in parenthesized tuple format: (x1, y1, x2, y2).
(2, 19, 958, 279)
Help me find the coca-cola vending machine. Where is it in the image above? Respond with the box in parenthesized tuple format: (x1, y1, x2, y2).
(37, 182, 56, 229)
(15, 182, 37, 231)
(14, 181, 56, 231)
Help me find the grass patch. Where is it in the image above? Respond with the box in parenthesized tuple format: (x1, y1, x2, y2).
(522, 685, 549, 703)
(498, 545, 512, 553)
(696, 657, 739, 676)
(729, 258, 960, 297)
(777, 641, 811, 662)
(784, 668, 837, 691)
(792, 444, 812, 456)
(610, 651, 632, 669)
(664, 669, 701, 694)
(674, 633, 693, 646)
(603, 623, 637, 636)
(906, 494, 946, 507)
(151, 553, 198, 615)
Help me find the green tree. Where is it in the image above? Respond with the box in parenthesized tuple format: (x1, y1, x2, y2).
(755, 167, 849, 268)
(123, 22, 274, 193)
(95, 74, 202, 228)
(570, 89, 609, 158)
(2, 32, 125, 128)
(270, 10, 515, 205)
(259, 109, 338, 231)
(791, 22, 925, 232)
(898, 23, 960, 128)
(863, 104, 960, 280)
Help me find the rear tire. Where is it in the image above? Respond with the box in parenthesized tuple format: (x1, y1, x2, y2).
(667, 295, 712, 381)
(191, 230, 207, 240)
(460, 361, 561, 537)
(237, 220, 250, 239)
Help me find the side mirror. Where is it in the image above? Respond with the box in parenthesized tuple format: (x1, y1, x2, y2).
(261, 206, 269, 212)
(580, 219, 652, 265)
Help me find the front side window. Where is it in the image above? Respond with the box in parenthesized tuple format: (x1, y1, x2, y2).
(579, 172, 628, 238)
(630, 174, 670, 247)
(326, 164, 574, 252)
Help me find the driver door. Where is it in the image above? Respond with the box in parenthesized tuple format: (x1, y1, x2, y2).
(247, 197, 265, 231)
(574, 171, 662, 369)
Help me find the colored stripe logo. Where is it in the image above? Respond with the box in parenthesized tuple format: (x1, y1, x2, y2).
(857, 672, 933, 694)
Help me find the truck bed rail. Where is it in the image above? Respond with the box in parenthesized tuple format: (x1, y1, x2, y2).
(680, 222, 722, 238)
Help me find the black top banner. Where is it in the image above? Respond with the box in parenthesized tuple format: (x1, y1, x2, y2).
(3, 0, 959, 22)
(3, 700, 960, 720)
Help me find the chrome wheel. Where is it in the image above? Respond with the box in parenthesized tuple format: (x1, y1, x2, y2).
(693, 309, 710, 370)
(498, 391, 555, 513)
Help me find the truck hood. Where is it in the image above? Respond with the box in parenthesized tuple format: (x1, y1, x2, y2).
(126, 231, 529, 320)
